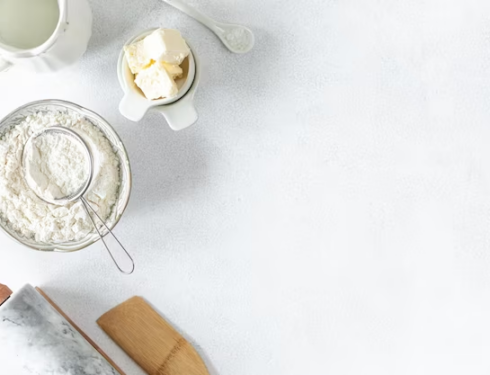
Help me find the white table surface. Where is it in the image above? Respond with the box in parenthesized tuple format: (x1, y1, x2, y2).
(2, 0, 490, 374)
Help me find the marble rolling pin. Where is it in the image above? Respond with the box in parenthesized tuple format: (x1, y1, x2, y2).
(97, 296, 210, 375)
(0, 284, 124, 375)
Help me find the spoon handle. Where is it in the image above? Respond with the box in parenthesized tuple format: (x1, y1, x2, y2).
(81, 197, 135, 274)
(162, 0, 218, 33)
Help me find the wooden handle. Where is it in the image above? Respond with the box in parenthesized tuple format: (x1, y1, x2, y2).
(0, 284, 12, 306)
(97, 296, 210, 375)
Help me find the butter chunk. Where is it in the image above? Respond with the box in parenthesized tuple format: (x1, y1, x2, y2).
(124, 40, 152, 74)
(161, 62, 183, 79)
(144, 29, 190, 65)
(134, 62, 178, 100)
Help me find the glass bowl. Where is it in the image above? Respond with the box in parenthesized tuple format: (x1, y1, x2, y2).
(0, 100, 132, 252)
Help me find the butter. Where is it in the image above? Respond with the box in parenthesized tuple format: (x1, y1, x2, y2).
(143, 29, 190, 65)
(123, 40, 152, 74)
(134, 62, 178, 100)
(161, 62, 183, 79)
(124, 28, 190, 100)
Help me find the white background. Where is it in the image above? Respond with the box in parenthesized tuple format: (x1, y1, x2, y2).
(2, 0, 490, 374)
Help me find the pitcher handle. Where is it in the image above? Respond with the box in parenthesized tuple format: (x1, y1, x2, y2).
(0, 57, 12, 72)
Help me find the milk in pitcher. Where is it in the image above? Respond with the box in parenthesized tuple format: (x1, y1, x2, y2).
(0, 0, 59, 49)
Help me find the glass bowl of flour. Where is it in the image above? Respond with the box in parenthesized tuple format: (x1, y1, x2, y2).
(0, 100, 131, 252)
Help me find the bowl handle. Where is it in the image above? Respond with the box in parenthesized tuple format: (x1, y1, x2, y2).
(153, 94, 198, 131)
(119, 92, 150, 122)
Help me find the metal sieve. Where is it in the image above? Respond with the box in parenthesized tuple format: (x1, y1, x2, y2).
(22, 126, 134, 274)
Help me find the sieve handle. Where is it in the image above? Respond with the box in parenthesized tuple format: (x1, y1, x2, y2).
(81, 197, 135, 274)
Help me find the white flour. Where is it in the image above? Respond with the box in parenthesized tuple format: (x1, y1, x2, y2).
(0, 110, 120, 243)
(224, 27, 252, 52)
(24, 132, 90, 201)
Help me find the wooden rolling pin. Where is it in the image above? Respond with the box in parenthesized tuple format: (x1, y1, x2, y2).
(97, 296, 210, 375)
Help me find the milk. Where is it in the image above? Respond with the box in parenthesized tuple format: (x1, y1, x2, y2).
(0, 0, 59, 49)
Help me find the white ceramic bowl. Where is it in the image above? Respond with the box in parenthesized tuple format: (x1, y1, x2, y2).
(118, 29, 201, 130)
(0, 100, 132, 252)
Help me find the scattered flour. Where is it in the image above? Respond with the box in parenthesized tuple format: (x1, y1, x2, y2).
(0, 110, 120, 243)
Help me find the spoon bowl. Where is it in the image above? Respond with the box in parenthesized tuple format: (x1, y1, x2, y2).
(162, 0, 255, 54)
(215, 23, 255, 54)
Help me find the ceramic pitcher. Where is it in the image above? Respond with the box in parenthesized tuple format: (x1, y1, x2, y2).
(0, 0, 92, 73)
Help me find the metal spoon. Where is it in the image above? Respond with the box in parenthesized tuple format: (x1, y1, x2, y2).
(162, 0, 255, 54)
(22, 126, 135, 274)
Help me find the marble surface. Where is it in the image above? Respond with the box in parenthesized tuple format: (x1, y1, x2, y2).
(0, 285, 118, 374)
(3, 0, 490, 374)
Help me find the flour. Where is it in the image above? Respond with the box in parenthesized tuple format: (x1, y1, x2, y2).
(24, 132, 90, 201)
(224, 27, 252, 52)
(0, 110, 120, 243)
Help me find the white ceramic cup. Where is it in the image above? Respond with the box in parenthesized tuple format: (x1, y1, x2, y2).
(0, 0, 92, 73)
(118, 29, 201, 131)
